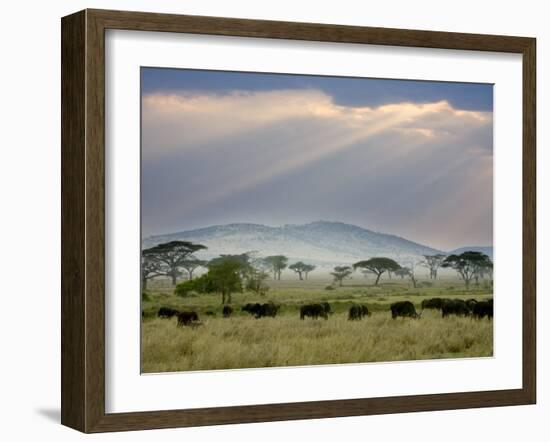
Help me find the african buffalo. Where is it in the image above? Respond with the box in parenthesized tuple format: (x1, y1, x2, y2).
(300, 303, 328, 320)
(348, 304, 371, 320)
(441, 299, 471, 317)
(177, 311, 199, 326)
(466, 298, 478, 310)
(222, 305, 233, 318)
(242, 303, 261, 315)
(472, 300, 493, 319)
(390, 301, 420, 319)
(320, 302, 332, 315)
(158, 307, 178, 319)
(254, 303, 279, 318)
(421, 298, 446, 310)
(242, 302, 279, 318)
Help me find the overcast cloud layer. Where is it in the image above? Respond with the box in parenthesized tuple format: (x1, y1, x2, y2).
(141, 76, 493, 251)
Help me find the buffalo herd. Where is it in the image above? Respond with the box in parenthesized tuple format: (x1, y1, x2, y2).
(154, 297, 493, 327)
(242, 302, 280, 318)
(422, 297, 493, 319)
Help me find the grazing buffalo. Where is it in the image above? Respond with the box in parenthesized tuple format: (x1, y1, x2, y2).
(472, 301, 493, 319)
(242, 303, 261, 315)
(466, 298, 478, 310)
(390, 301, 420, 319)
(300, 303, 328, 320)
(348, 304, 371, 320)
(222, 305, 233, 318)
(177, 311, 199, 327)
(421, 298, 446, 310)
(320, 302, 332, 315)
(158, 307, 178, 319)
(441, 299, 471, 317)
(257, 303, 279, 318)
(241, 302, 279, 318)
(361, 305, 371, 317)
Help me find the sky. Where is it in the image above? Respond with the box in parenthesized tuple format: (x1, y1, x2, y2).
(141, 67, 493, 251)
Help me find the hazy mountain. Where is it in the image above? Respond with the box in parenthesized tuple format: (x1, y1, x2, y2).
(448, 246, 493, 260)
(142, 221, 444, 267)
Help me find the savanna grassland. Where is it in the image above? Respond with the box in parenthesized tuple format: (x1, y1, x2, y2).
(141, 276, 493, 373)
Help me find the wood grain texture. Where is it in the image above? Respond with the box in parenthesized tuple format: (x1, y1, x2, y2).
(60, 8, 537, 433)
(522, 38, 537, 403)
(61, 10, 86, 432)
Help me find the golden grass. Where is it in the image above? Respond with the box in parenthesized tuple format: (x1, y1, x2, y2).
(141, 309, 493, 373)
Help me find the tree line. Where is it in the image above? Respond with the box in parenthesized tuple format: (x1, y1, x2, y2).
(142, 240, 493, 304)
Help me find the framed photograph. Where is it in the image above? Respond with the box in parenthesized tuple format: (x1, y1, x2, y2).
(61, 9, 536, 432)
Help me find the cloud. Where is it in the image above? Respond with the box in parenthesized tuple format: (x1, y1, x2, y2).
(141, 89, 492, 249)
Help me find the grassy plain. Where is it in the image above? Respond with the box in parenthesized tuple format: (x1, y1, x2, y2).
(141, 276, 493, 373)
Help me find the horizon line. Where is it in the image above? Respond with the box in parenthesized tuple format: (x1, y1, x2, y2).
(142, 220, 492, 252)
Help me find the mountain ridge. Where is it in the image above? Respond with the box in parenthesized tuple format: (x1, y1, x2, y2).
(142, 221, 467, 267)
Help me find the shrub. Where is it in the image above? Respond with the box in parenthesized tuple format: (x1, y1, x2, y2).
(174, 274, 216, 297)
(325, 285, 335, 290)
(174, 280, 195, 297)
(192, 273, 216, 293)
(141, 291, 151, 302)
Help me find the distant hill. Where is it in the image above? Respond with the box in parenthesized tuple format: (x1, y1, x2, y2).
(448, 246, 493, 260)
(142, 221, 444, 267)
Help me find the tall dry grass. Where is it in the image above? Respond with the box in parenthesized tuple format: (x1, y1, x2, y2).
(141, 310, 493, 373)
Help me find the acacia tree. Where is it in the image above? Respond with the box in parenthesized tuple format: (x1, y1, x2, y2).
(420, 254, 446, 279)
(475, 259, 493, 283)
(263, 255, 288, 280)
(179, 258, 207, 280)
(473, 257, 494, 285)
(246, 268, 270, 296)
(207, 258, 243, 304)
(353, 257, 401, 286)
(393, 267, 412, 280)
(303, 264, 316, 280)
(141, 255, 167, 290)
(289, 261, 310, 280)
(209, 253, 253, 280)
(441, 251, 493, 289)
(142, 241, 207, 285)
(360, 268, 376, 279)
(331, 266, 353, 287)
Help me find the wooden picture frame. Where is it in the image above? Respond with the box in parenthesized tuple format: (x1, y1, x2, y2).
(61, 8, 536, 433)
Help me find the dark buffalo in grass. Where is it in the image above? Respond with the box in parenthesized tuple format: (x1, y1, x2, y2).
(421, 298, 446, 310)
(466, 298, 478, 310)
(256, 303, 280, 318)
(177, 311, 199, 327)
(441, 299, 471, 318)
(222, 305, 233, 318)
(361, 305, 371, 317)
(348, 304, 371, 320)
(300, 303, 328, 320)
(320, 302, 332, 315)
(241, 303, 261, 315)
(242, 302, 279, 318)
(472, 301, 493, 319)
(158, 307, 178, 319)
(390, 301, 420, 319)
